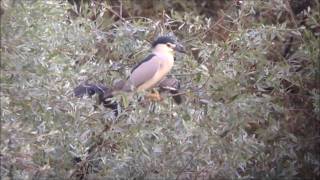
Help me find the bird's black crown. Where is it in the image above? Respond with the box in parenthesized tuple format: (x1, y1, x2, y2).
(152, 36, 176, 47)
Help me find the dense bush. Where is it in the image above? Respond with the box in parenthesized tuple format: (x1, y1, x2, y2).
(1, 0, 319, 179)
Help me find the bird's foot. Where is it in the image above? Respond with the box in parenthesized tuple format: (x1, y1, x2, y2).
(145, 91, 163, 102)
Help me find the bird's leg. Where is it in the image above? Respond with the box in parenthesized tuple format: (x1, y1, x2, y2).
(145, 89, 163, 102)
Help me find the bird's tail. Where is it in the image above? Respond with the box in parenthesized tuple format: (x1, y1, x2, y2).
(74, 83, 118, 116)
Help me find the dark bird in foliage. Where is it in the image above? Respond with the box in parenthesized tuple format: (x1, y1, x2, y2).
(74, 36, 186, 115)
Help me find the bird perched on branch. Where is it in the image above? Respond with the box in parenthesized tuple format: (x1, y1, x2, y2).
(74, 36, 186, 115)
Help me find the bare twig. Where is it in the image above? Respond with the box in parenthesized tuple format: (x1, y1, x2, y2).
(105, 5, 125, 22)
(175, 146, 204, 180)
(284, 0, 298, 28)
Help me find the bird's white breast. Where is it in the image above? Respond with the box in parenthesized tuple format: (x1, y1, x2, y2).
(137, 53, 174, 91)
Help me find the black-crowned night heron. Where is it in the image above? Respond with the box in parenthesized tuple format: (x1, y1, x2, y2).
(74, 36, 186, 115)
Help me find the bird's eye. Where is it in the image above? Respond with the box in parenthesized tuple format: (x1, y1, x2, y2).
(166, 43, 172, 47)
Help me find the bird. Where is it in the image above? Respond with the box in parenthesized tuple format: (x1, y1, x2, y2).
(74, 35, 186, 115)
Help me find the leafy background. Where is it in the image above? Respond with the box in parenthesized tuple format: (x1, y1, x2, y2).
(1, 0, 319, 179)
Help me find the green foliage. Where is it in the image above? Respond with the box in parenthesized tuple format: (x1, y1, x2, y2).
(1, 0, 319, 179)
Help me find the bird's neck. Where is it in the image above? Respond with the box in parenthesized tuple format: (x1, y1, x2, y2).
(152, 45, 175, 57)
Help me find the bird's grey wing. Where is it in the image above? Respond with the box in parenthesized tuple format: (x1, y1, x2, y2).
(131, 54, 155, 73)
(129, 55, 160, 87)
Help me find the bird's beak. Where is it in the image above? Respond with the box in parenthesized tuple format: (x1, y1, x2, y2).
(174, 44, 186, 53)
